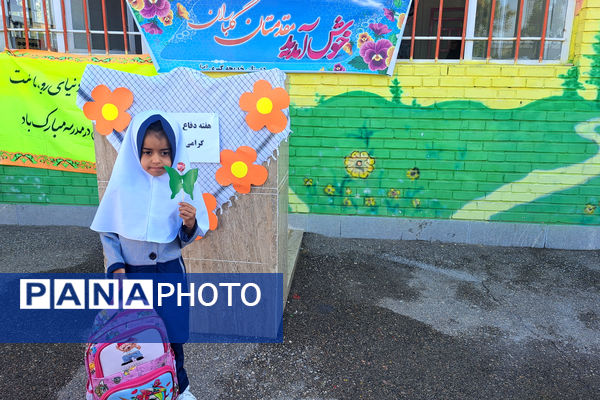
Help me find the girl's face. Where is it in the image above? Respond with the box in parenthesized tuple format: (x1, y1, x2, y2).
(140, 131, 172, 177)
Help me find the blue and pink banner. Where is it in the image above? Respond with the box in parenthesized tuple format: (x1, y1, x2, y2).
(127, 0, 412, 74)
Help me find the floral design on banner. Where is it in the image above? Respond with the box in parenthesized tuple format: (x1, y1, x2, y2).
(177, 3, 189, 19)
(159, 10, 174, 26)
(140, 0, 171, 18)
(239, 79, 290, 133)
(360, 39, 393, 71)
(334, 63, 346, 72)
(386, 46, 395, 66)
(345, 151, 375, 178)
(195, 193, 218, 240)
(383, 8, 395, 22)
(82, 85, 133, 135)
(142, 22, 163, 35)
(369, 23, 391, 36)
(357, 32, 374, 49)
(215, 146, 268, 194)
(127, 0, 144, 11)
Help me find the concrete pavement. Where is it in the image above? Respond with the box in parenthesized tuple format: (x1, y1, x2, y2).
(0, 225, 598, 399)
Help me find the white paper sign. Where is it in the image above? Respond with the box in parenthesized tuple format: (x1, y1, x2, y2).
(172, 113, 220, 163)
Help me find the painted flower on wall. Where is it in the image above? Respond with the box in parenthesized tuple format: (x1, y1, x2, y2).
(407, 167, 420, 180)
(357, 32, 374, 49)
(159, 9, 174, 26)
(333, 63, 346, 72)
(412, 198, 421, 208)
(239, 79, 290, 133)
(369, 23, 391, 36)
(127, 0, 145, 11)
(82, 85, 133, 135)
(140, 0, 171, 19)
(584, 204, 596, 215)
(388, 188, 401, 198)
(343, 198, 353, 206)
(345, 187, 352, 195)
(386, 46, 395, 66)
(141, 22, 163, 34)
(345, 151, 375, 178)
(176, 2, 189, 19)
(303, 178, 313, 186)
(215, 146, 268, 194)
(360, 39, 393, 71)
(364, 197, 376, 207)
(324, 184, 336, 195)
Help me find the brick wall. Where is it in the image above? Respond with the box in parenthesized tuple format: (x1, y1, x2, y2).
(0, 166, 98, 206)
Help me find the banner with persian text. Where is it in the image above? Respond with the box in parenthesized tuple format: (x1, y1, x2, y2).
(128, 0, 412, 74)
(0, 51, 156, 173)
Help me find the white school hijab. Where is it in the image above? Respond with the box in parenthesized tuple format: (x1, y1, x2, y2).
(91, 110, 208, 243)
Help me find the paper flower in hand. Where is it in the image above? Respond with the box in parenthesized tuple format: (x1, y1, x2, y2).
(164, 165, 198, 199)
(239, 80, 290, 133)
(215, 146, 268, 194)
(83, 85, 133, 135)
(177, 162, 185, 173)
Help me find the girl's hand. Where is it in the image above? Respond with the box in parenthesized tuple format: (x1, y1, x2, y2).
(179, 202, 197, 231)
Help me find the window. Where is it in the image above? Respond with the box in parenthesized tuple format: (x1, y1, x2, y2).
(397, 0, 576, 62)
(0, 0, 144, 54)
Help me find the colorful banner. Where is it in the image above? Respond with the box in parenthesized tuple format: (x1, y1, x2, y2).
(128, 0, 412, 74)
(0, 50, 156, 173)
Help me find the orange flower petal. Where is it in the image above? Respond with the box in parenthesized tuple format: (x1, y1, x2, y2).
(83, 101, 101, 121)
(110, 87, 134, 110)
(215, 166, 232, 186)
(270, 87, 290, 109)
(90, 84, 112, 102)
(233, 182, 252, 194)
(265, 109, 287, 134)
(245, 112, 267, 131)
(202, 193, 218, 230)
(236, 146, 258, 163)
(239, 92, 258, 112)
(95, 117, 114, 136)
(248, 164, 268, 186)
(112, 111, 132, 132)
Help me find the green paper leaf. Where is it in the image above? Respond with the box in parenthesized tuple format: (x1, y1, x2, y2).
(164, 166, 183, 199)
(348, 56, 369, 71)
(182, 168, 198, 200)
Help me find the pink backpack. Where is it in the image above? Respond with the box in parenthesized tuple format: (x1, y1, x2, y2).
(85, 309, 179, 400)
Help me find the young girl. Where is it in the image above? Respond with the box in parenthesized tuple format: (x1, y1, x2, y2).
(91, 110, 209, 400)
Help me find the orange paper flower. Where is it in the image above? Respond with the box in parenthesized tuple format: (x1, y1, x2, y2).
(215, 146, 268, 194)
(195, 193, 218, 240)
(83, 85, 133, 135)
(239, 80, 290, 134)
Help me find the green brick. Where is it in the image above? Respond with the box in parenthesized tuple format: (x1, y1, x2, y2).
(3, 193, 31, 203)
(64, 186, 96, 196)
(46, 194, 77, 204)
(47, 170, 64, 176)
(20, 185, 50, 194)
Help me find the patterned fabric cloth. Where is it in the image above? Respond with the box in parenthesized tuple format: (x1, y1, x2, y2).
(76, 65, 290, 213)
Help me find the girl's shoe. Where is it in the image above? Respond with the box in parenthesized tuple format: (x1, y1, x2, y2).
(178, 387, 198, 400)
